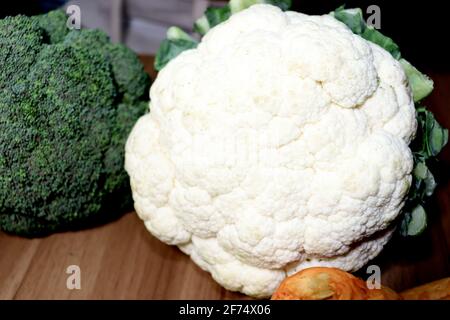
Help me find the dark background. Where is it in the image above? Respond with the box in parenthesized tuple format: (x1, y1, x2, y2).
(0, 0, 66, 16)
(1, 0, 449, 70)
(292, 0, 450, 71)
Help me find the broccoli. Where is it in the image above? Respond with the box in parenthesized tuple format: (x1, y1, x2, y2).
(0, 11, 150, 236)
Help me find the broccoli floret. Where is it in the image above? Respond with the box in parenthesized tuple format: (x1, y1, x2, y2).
(32, 9, 69, 44)
(107, 44, 151, 103)
(63, 28, 110, 50)
(0, 11, 150, 236)
(0, 15, 44, 91)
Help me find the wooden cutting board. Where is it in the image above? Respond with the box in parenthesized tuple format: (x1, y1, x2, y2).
(0, 56, 449, 299)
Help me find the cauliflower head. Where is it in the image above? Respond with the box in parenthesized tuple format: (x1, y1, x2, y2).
(125, 4, 416, 297)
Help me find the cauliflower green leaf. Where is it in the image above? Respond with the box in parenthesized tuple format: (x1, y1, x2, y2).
(400, 59, 434, 103)
(154, 27, 198, 71)
(194, 6, 231, 35)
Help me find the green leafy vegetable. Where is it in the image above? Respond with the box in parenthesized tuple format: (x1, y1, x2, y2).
(400, 59, 434, 102)
(424, 109, 449, 157)
(402, 107, 448, 236)
(167, 26, 195, 42)
(400, 204, 427, 236)
(193, 15, 209, 35)
(194, 6, 231, 35)
(206, 6, 231, 26)
(361, 26, 401, 60)
(154, 27, 198, 71)
(332, 6, 365, 34)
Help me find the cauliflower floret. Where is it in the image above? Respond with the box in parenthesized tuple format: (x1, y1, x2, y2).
(125, 4, 416, 298)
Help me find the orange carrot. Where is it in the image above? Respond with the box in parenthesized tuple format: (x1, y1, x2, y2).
(401, 277, 450, 300)
(272, 267, 400, 300)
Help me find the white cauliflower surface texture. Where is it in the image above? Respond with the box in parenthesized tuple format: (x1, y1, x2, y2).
(125, 5, 417, 297)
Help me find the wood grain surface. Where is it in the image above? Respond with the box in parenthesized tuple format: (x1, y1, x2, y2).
(0, 56, 449, 300)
